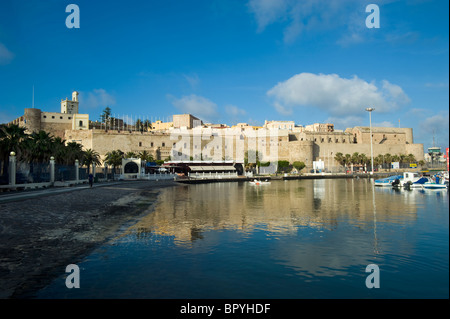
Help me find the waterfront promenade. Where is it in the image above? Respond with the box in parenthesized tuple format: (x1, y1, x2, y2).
(0, 179, 178, 298)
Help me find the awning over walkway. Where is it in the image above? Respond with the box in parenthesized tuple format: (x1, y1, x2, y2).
(188, 166, 236, 172)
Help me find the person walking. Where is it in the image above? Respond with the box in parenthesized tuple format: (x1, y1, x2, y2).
(88, 173, 94, 188)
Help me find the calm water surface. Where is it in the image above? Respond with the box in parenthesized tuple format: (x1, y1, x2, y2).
(37, 179, 449, 299)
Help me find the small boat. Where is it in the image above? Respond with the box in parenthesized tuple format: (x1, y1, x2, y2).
(392, 172, 429, 188)
(423, 173, 448, 189)
(374, 175, 403, 187)
(249, 179, 271, 186)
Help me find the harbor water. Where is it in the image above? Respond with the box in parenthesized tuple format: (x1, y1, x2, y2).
(36, 179, 449, 299)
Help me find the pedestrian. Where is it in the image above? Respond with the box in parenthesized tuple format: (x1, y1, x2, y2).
(88, 173, 93, 188)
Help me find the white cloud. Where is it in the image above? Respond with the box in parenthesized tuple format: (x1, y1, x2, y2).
(225, 104, 247, 117)
(425, 82, 449, 89)
(79, 89, 116, 109)
(183, 73, 200, 89)
(419, 111, 449, 148)
(273, 101, 292, 116)
(382, 80, 411, 106)
(267, 73, 410, 117)
(0, 43, 14, 65)
(247, 0, 289, 32)
(324, 115, 363, 130)
(247, 0, 359, 43)
(372, 121, 395, 128)
(168, 94, 219, 123)
(420, 112, 449, 134)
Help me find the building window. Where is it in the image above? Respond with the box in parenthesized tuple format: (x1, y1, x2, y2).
(60, 116, 63, 119)
(43, 115, 47, 118)
(79, 120, 83, 127)
(162, 142, 165, 147)
(52, 116, 55, 119)
(139, 142, 142, 147)
(151, 142, 154, 147)
(68, 117, 71, 120)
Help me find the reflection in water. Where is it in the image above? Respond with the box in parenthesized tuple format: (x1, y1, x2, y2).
(126, 179, 419, 247)
(115, 179, 425, 286)
(37, 179, 448, 299)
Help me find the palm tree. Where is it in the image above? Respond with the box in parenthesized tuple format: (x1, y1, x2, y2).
(344, 154, 351, 167)
(359, 153, 369, 165)
(104, 150, 124, 179)
(407, 153, 416, 163)
(65, 141, 85, 165)
(0, 124, 28, 176)
(143, 119, 152, 132)
(135, 119, 143, 132)
(29, 130, 55, 163)
(351, 152, 360, 166)
(384, 153, 392, 164)
(374, 154, 384, 166)
(334, 152, 345, 166)
(125, 151, 137, 159)
(52, 137, 67, 164)
(138, 150, 153, 162)
(82, 149, 101, 173)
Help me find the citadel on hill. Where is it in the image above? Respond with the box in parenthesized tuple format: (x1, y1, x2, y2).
(7, 91, 424, 170)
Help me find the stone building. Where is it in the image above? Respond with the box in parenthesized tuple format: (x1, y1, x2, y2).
(5, 91, 424, 170)
(7, 91, 89, 139)
(172, 114, 202, 129)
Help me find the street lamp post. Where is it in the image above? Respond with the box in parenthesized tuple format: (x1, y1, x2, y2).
(365, 107, 375, 175)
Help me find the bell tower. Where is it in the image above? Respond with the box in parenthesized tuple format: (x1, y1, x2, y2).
(61, 91, 79, 114)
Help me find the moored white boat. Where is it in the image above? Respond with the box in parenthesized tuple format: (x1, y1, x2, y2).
(374, 175, 403, 187)
(423, 173, 448, 189)
(391, 172, 429, 188)
(249, 179, 271, 186)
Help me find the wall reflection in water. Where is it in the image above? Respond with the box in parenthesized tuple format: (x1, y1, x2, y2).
(114, 179, 424, 284)
(125, 179, 418, 246)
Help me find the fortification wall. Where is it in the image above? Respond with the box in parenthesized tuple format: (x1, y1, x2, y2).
(64, 129, 93, 150)
(63, 126, 424, 166)
(24, 108, 41, 133)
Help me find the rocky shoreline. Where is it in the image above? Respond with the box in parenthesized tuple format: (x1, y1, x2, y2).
(0, 180, 179, 298)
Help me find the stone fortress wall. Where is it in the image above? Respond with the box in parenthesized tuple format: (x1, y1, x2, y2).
(7, 91, 424, 169)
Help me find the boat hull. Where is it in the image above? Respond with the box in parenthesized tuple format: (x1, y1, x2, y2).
(423, 183, 447, 189)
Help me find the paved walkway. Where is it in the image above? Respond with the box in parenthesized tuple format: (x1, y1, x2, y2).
(0, 179, 179, 298)
(0, 181, 122, 203)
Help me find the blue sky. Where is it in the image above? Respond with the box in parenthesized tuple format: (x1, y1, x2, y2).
(0, 0, 448, 150)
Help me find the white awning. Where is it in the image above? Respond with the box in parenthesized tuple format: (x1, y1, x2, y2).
(188, 165, 236, 172)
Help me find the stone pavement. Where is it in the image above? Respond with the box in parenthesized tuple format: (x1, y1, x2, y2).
(0, 180, 179, 298)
